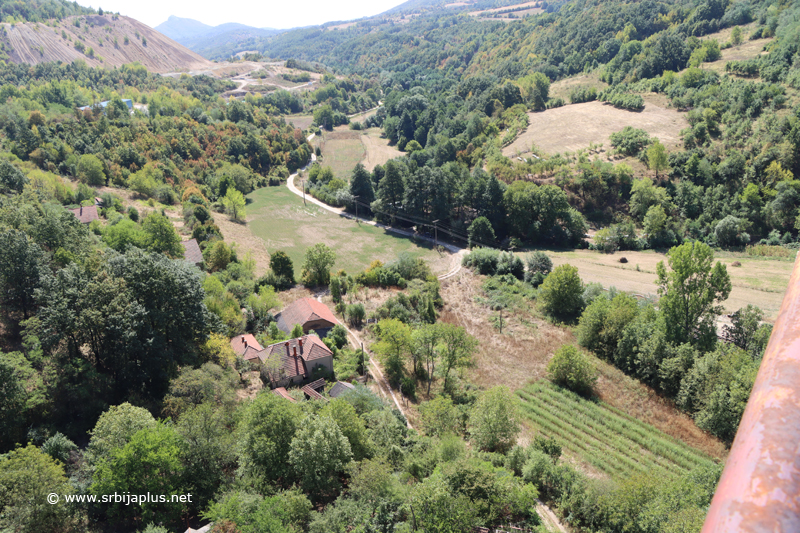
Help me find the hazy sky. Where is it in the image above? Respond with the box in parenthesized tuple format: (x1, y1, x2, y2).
(83, 0, 408, 29)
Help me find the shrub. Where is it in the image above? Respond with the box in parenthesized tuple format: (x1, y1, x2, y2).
(547, 345, 597, 395)
(525, 251, 552, 286)
(538, 264, 584, 320)
(496, 251, 524, 279)
(609, 126, 651, 157)
(346, 303, 365, 327)
(462, 248, 499, 275)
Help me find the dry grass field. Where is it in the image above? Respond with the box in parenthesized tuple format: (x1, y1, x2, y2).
(543, 248, 792, 321)
(502, 98, 688, 158)
(286, 115, 314, 130)
(439, 269, 728, 461)
(548, 72, 609, 102)
(361, 128, 403, 171)
(314, 130, 366, 180)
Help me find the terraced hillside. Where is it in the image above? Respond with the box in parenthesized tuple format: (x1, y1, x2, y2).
(517, 381, 717, 479)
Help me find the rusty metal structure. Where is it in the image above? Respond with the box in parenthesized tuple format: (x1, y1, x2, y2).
(702, 253, 800, 532)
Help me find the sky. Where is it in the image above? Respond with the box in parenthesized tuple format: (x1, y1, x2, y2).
(83, 0, 409, 30)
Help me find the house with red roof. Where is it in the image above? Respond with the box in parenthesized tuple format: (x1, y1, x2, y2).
(275, 297, 338, 337)
(257, 335, 334, 388)
(69, 205, 99, 224)
(230, 334, 264, 361)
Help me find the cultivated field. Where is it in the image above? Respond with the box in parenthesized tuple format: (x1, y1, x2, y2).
(314, 130, 366, 180)
(517, 381, 717, 478)
(502, 98, 688, 157)
(361, 128, 403, 171)
(439, 270, 728, 459)
(544, 248, 792, 320)
(242, 184, 448, 277)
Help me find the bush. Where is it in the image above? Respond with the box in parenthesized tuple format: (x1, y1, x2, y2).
(496, 251, 524, 279)
(547, 345, 597, 395)
(462, 248, 500, 275)
(609, 126, 651, 156)
(538, 264, 584, 320)
(525, 251, 552, 286)
(346, 303, 365, 327)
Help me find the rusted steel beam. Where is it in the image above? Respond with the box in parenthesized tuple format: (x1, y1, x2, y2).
(702, 252, 800, 532)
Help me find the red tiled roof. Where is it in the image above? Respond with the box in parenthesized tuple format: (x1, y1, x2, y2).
(230, 334, 263, 360)
(182, 239, 203, 264)
(271, 387, 296, 402)
(302, 384, 327, 401)
(257, 335, 333, 381)
(276, 298, 338, 333)
(69, 205, 99, 224)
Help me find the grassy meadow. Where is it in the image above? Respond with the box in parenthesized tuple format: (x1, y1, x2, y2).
(244, 184, 448, 277)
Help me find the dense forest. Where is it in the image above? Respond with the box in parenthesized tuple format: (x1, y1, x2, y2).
(1, 0, 798, 531)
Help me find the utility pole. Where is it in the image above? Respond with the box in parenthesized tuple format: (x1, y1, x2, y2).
(353, 195, 360, 223)
(360, 342, 366, 377)
(301, 179, 306, 205)
(432, 220, 440, 247)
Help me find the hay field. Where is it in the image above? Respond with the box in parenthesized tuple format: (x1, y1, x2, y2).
(502, 99, 688, 157)
(544, 248, 792, 320)
(361, 128, 403, 171)
(242, 184, 447, 277)
(286, 115, 314, 130)
(314, 130, 366, 180)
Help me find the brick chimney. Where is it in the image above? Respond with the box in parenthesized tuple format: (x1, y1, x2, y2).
(298, 338, 303, 353)
(80, 206, 83, 216)
(293, 346, 298, 356)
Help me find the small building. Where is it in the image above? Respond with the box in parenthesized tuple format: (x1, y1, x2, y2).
(329, 381, 355, 398)
(182, 238, 204, 267)
(79, 99, 134, 114)
(271, 387, 296, 402)
(276, 297, 338, 337)
(230, 334, 263, 361)
(258, 335, 334, 388)
(69, 205, 99, 224)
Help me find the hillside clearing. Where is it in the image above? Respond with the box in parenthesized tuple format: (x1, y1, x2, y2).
(313, 130, 366, 180)
(502, 99, 688, 157)
(439, 269, 727, 459)
(361, 128, 403, 171)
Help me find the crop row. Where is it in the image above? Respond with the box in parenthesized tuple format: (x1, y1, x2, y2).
(516, 381, 715, 478)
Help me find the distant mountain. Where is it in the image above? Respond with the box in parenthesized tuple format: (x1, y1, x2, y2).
(155, 16, 283, 59)
(0, 14, 213, 73)
(154, 15, 213, 42)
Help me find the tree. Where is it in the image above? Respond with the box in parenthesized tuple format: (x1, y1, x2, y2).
(142, 212, 184, 257)
(223, 188, 247, 221)
(0, 229, 46, 319)
(409, 477, 480, 533)
(77, 153, 105, 185)
(467, 216, 496, 248)
(301, 243, 336, 287)
(657, 242, 731, 350)
(270, 250, 295, 284)
(525, 251, 553, 286)
(517, 72, 550, 111)
(412, 324, 441, 394)
(731, 26, 742, 45)
(91, 423, 185, 525)
(374, 319, 412, 387)
(237, 393, 302, 488)
(0, 159, 28, 192)
(538, 264, 584, 321)
(376, 160, 405, 217)
(320, 399, 372, 461)
(577, 293, 639, 360)
(547, 345, 597, 395)
(86, 402, 157, 465)
(289, 415, 352, 499)
(419, 396, 460, 437)
(207, 240, 232, 272)
(647, 141, 668, 180)
(0, 445, 76, 533)
(349, 163, 375, 204)
(438, 324, 478, 391)
(468, 385, 521, 453)
(102, 218, 146, 251)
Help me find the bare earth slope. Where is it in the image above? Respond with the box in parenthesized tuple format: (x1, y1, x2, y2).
(2, 15, 212, 73)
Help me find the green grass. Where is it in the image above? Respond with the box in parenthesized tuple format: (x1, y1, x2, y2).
(314, 131, 366, 180)
(246, 185, 443, 278)
(517, 381, 716, 479)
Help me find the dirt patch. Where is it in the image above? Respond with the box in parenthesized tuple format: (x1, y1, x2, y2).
(360, 128, 403, 171)
(503, 99, 688, 157)
(237, 371, 264, 401)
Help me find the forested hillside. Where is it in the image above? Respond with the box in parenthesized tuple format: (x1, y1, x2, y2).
(0, 0, 798, 531)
